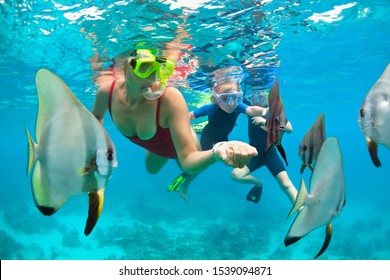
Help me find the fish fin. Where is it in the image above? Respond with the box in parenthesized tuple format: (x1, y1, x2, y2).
(79, 155, 98, 176)
(25, 127, 37, 176)
(367, 138, 381, 167)
(314, 223, 333, 259)
(276, 144, 288, 166)
(167, 173, 188, 192)
(307, 164, 314, 172)
(35, 69, 88, 139)
(32, 161, 66, 215)
(310, 137, 343, 193)
(299, 164, 306, 174)
(287, 178, 307, 219)
(284, 234, 304, 247)
(84, 189, 105, 236)
(78, 167, 89, 176)
(78, 165, 97, 176)
(317, 112, 326, 139)
(287, 178, 308, 219)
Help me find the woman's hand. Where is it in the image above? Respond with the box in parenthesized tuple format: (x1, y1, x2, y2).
(212, 141, 258, 168)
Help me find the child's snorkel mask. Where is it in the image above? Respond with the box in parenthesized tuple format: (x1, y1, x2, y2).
(248, 91, 269, 107)
(129, 49, 175, 100)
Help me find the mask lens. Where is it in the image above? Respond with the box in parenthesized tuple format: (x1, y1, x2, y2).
(130, 49, 175, 80)
(250, 92, 268, 107)
(219, 94, 229, 104)
(138, 61, 157, 74)
(216, 92, 243, 106)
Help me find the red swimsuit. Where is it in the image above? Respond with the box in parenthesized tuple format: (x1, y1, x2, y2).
(108, 80, 177, 159)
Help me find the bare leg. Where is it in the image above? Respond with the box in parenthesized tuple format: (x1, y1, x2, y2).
(174, 128, 201, 201)
(274, 171, 297, 205)
(231, 166, 263, 186)
(178, 174, 198, 202)
(145, 151, 169, 174)
(232, 167, 296, 205)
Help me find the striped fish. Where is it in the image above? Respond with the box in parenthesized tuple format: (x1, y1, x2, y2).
(26, 69, 118, 236)
(358, 63, 390, 167)
(298, 112, 326, 173)
(264, 78, 289, 165)
(285, 137, 346, 259)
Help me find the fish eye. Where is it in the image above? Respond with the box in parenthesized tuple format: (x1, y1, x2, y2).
(106, 151, 114, 161)
(359, 108, 365, 118)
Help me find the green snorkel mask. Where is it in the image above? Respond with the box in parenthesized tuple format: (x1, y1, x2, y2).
(129, 49, 175, 100)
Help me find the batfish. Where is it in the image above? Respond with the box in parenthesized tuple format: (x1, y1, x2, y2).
(264, 77, 289, 165)
(284, 137, 346, 259)
(358, 63, 390, 167)
(298, 112, 326, 173)
(26, 69, 118, 236)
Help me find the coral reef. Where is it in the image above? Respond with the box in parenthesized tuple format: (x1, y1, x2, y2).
(93, 219, 273, 260)
(0, 230, 24, 259)
(62, 229, 83, 248)
(3, 203, 64, 235)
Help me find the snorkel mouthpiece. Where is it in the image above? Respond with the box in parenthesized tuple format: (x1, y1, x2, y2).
(143, 88, 161, 100)
(142, 78, 168, 100)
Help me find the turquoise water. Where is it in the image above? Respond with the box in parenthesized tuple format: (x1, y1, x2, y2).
(1, 0, 390, 260)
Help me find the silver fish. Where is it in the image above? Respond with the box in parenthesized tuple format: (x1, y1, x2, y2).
(284, 137, 346, 259)
(358, 63, 390, 167)
(298, 112, 326, 173)
(26, 69, 118, 236)
(265, 77, 289, 165)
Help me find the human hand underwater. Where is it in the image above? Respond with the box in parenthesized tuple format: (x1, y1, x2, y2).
(252, 116, 268, 131)
(212, 141, 258, 168)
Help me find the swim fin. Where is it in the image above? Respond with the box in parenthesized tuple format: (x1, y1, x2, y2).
(167, 172, 188, 192)
(246, 185, 263, 204)
(191, 120, 208, 134)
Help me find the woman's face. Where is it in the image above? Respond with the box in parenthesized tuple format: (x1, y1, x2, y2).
(126, 58, 160, 100)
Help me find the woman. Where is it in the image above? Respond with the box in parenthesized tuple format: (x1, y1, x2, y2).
(91, 49, 257, 180)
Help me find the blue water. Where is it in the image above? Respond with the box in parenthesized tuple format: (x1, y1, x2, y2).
(1, 0, 390, 260)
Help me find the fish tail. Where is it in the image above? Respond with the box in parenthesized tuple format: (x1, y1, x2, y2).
(314, 223, 333, 259)
(25, 127, 37, 176)
(367, 138, 381, 167)
(84, 189, 105, 236)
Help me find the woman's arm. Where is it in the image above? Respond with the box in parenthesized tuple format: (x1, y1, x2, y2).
(164, 88, 215, 174)
(163, 88, 257, 174)
(91, 82, 111, 124)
